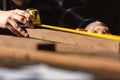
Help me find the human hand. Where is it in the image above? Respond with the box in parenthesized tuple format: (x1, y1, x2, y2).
(85, 22, 109, 34)
(0, 9, 34, 37)
(76, 22, 109, 34)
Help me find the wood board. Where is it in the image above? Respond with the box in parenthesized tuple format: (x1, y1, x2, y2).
(27, 28, 120, 54)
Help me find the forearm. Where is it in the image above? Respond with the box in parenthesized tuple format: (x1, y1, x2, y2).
(61, 7, 101, 29)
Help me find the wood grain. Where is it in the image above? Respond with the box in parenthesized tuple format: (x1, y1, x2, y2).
(0, 34, 54, 51)
(27, 29, 120, 53)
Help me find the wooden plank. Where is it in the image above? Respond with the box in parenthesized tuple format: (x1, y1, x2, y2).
(55, 43, 120, 57)
(0, 46, 120, 74)
(27, 29, 120, 53)
(0, 35, 118, 58)
(0, 35, 55, 51)
(0, 34, 117, 58)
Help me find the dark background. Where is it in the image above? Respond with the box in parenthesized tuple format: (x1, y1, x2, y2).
(0, 0, 120, 35)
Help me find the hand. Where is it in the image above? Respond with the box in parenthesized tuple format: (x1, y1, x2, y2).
(0, 9, 34, 37)
(85, 22, 109, 34)
(76, 22, 109, 34)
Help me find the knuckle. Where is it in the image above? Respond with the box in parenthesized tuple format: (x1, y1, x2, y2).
(12, 29, 16, 32)
(14, 8, 20, 11)
(21, 11, 26, 15)
(17, 27, 22, 32)
(14, 24, 19, 29)
(19, 16, 25, 22)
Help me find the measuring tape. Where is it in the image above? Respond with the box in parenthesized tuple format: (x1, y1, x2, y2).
(27, 8, 120, 41)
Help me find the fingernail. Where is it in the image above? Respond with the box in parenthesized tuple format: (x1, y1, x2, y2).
(29, 22, 34, 29)
(31, 16, 35, 21)
(24, 33, 29, 37)
(21, 31, 29, 37)
(31, 25, 34, 29)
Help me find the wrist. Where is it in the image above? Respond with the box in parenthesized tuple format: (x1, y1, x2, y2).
(78, 18, 99, 28)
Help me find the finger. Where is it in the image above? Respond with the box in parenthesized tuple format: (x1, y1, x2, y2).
(6, 24, 24, 37)
(92, 26, 105, 33)
(97, 30, 104, 34)
(96, 27, 109, 34)
(25, 18, 34, 28)
(8, 19, 29, 37)
(11, 13, 34, 28)
(15, 9, 35, 21)
(76, 28, 81, 31)
(87, 29, 96, 33)
(76, 28, 87, 31)
(103, 30, 110, 34)
(104, 26, 109, 31)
